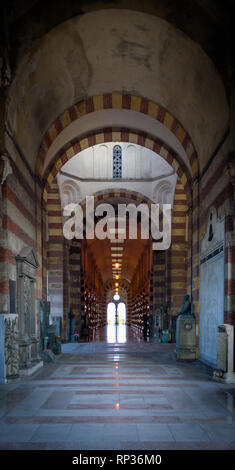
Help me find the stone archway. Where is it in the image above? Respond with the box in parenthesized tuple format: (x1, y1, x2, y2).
(36, 93, 199, 182)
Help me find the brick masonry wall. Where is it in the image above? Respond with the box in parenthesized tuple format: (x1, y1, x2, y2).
(0, 150, 42, 313)
(152, 180, 188, 318)
(46, 181, 64, 320)
(198, 138, 234, 326)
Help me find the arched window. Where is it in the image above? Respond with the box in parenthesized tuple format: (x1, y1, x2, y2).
(113, 145, 122, 178)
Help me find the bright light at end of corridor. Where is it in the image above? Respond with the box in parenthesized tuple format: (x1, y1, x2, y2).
(113, 294, 120, 301)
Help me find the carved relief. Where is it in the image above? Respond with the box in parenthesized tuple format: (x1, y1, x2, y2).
(4, 316, 19, 378)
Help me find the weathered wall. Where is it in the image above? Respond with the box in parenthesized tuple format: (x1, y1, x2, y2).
(6, 10, 229, 173)
(199, 138, 234, 327)
(0, 135, 42, 313)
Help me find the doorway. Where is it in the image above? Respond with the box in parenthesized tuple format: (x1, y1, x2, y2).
(106, 302, 127, 343)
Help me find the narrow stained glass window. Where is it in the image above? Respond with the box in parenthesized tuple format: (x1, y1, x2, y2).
(113, 145, 122, 178)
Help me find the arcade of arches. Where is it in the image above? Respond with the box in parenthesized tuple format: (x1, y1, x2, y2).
(0, 1, 235, 402)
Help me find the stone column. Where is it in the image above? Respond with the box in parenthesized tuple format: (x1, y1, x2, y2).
(16, 247, 43, 375)
(0, 314, 19, 383)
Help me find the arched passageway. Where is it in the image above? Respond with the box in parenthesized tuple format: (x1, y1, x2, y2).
(0, 5, 234, 453)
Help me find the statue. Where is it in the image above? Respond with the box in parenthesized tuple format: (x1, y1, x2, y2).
(176, 294, 196, 360)
(177, 294, 191, 316)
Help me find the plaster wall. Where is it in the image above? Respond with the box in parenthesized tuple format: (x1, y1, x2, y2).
(57, 143, 177, 207)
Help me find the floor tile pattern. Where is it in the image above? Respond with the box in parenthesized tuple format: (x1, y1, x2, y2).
(0, 327, 235, 449)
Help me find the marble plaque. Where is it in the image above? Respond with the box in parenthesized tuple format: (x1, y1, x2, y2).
(199, 207, 225, 367)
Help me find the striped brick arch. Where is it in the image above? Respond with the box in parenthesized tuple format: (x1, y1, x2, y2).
(37, 94, 199, 181)
(79, 188, 156, 212)
(42, 128, 193, 205)
(37, 94, 199, 199)
(40, 95, 200, 335)
(46, 186, 173, 250)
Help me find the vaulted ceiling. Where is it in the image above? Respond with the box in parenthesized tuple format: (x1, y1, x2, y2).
(4, 0, 235, 79)
(3, 0, 233, 179)
(87, 233, 149, 286)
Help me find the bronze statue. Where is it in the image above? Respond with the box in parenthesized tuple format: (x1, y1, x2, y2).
(177, 294, 191, 316)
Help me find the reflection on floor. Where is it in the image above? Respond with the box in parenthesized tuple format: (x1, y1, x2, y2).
(0, 327, 235, 450)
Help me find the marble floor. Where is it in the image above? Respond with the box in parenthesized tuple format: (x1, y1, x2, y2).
(0, 326, 235, 450)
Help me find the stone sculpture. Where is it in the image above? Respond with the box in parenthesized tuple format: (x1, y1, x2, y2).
(176, 294, 196, 360)
(177, 294, 191, 316)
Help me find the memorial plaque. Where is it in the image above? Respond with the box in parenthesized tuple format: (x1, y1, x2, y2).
(199, 207, 225, 367)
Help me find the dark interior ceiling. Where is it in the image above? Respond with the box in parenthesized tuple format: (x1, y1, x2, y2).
(2, 0, 235, 91)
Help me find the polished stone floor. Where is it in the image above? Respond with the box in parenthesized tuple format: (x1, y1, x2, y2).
(0, 325, 235, 450)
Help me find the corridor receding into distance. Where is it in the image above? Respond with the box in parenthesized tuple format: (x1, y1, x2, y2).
(0, 1, 235, 455)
